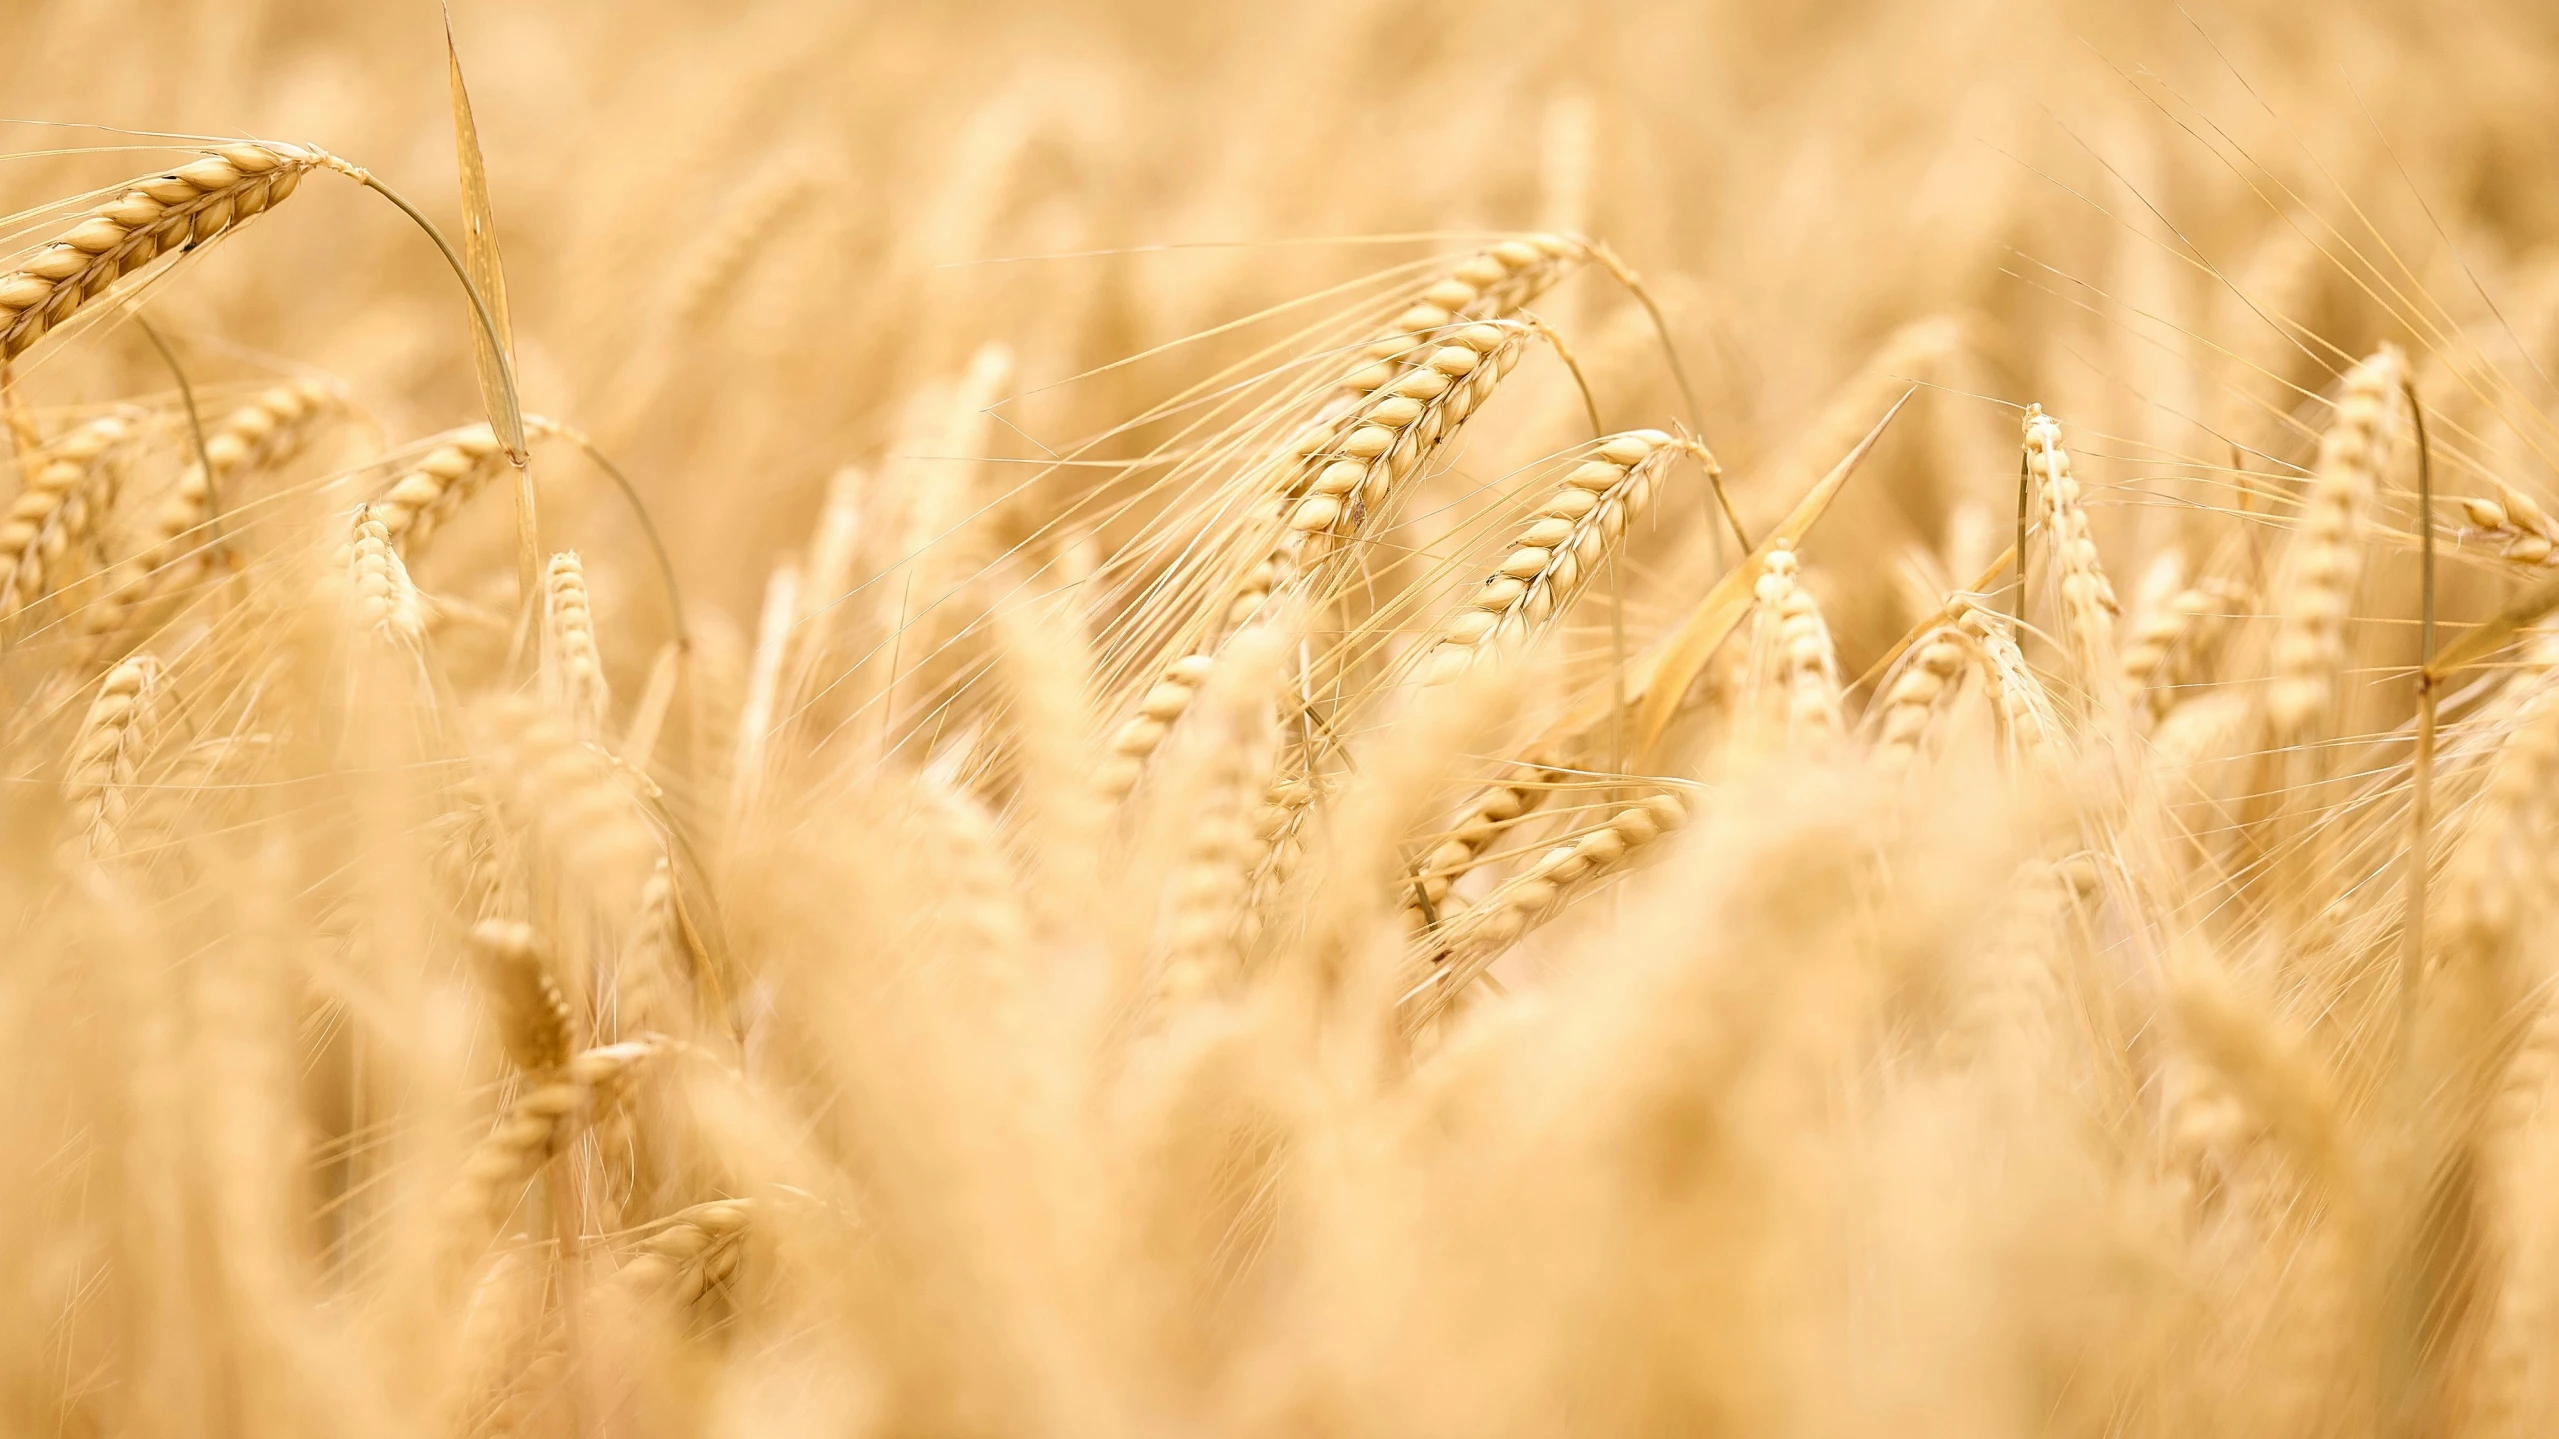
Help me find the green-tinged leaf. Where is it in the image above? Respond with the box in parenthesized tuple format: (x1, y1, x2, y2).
(444, 6, 524, 463)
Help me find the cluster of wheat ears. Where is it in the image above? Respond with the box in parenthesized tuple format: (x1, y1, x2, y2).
(17, 5, 2559, 1438)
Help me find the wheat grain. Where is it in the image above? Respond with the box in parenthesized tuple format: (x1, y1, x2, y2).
(2455, 484, 2559, 568)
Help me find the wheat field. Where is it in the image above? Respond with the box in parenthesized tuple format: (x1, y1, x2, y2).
(11, 0, 2559, 1434)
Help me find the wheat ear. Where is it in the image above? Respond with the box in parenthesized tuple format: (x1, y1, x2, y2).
(1868, 626, 1980, 770)
(137, 378, 338, 568)
(1276, 319, 1534, 561)
(371, 424, 509, 557)
(1747, 543, 1843, 745)
(1402, 791, 1689, 1029)
(1101, 240, 1584, 799)
(610, 1198, 754, 1311)
(2268, 345, 2407, 735)
(2021, 405, 2120, 688)
(439, 1039, 667, 1272)
(63, 653, 163, 858)
(471, 695, 656, 905)
(0, 143, 317, 358)
(614, 857, 699, 1040)
(543, 551, 608, 737)
(1402, 754, 1572, 928)
(1954, 603, 2060, 767)
(1363, 234, 1592, 358)
(467, 920, 576, 1075)
(0, 412, 134, 619)
(2122, 574, 2247, 722)
(343, 505, 424, 645)
(88, 378, 337, 636)
(1423, 430, 1688, 682)
(1102, 323, 1535, 797)
(1154, 629, 1285, 998)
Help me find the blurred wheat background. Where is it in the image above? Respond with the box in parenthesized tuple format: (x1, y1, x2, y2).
(9, 0, 2559, 1435)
